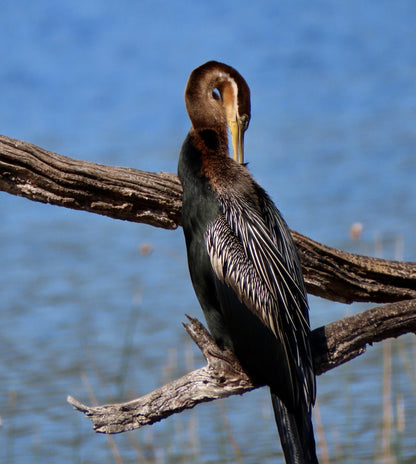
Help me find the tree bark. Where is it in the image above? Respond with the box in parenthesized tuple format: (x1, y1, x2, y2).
(1, 133, 416, 434)
(0, 134, 182, 229)
(67, 299, 416, 434)
(1, 134, 415, 305)
(292, 230, 416, 303)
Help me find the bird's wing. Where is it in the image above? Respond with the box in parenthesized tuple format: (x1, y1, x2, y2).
(256, 189, 315, 405)
(205, 194, 314, 407)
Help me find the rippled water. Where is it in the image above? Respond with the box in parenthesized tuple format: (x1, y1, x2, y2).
(1, 1, 415, 463)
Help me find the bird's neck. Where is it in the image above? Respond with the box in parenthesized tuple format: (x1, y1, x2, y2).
(190, 126, 228, 157)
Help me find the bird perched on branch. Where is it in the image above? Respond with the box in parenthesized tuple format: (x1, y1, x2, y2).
(178, 61, 318, 464)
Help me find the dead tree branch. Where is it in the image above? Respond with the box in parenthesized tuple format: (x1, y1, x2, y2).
(68, 299, 416, 433)
(0, 134, 182, 229)
(1, 133, 416, 434)
(1, 134, 415, 304)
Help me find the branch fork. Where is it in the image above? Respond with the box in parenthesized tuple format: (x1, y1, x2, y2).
(68, 301, 416, 434)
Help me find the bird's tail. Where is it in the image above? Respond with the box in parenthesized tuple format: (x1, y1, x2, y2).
(271, 392, 319, 464)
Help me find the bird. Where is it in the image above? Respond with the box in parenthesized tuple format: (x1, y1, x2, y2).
(178, 61, 318, 464)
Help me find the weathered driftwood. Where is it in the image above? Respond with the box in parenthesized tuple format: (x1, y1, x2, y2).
(1, 133, 416, 434)
(67, 299, 416, 434)
(0, 134, 182, 229)
(1, 134, 415, 305)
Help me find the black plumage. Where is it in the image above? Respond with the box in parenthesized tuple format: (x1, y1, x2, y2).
(178, 61, 318, 464)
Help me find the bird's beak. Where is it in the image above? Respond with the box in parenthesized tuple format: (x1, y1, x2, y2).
(230, 118, 245, 165)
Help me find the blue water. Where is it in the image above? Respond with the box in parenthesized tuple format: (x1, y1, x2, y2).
(1, 1, 415, 463)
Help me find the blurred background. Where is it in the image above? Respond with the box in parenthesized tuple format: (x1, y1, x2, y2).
(1, 1, 415, 463)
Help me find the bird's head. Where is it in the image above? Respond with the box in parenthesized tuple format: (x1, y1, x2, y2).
(185, 61, 251, 164)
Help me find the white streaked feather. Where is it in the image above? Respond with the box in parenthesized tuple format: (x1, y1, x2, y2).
(205, 193, 315, 406)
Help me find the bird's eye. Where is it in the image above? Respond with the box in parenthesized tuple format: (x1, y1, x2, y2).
(212, 89, 221, 101)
